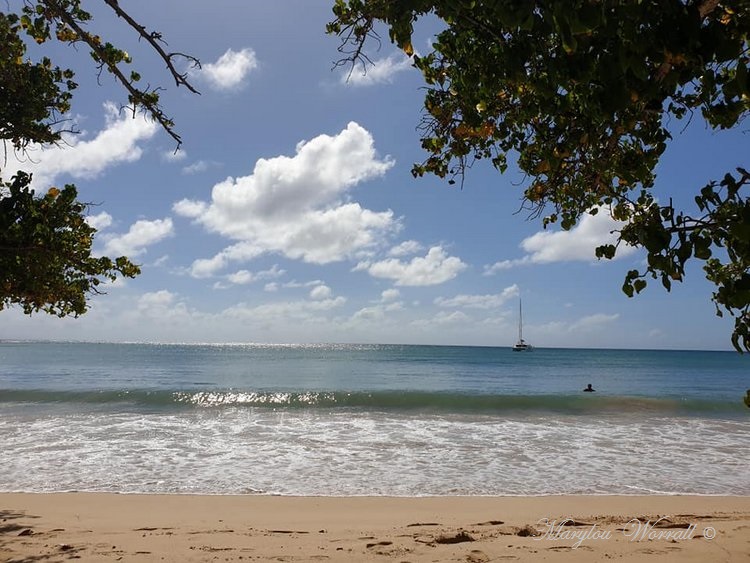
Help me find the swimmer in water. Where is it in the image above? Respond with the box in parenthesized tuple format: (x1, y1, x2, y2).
(583, 384, 595, 392)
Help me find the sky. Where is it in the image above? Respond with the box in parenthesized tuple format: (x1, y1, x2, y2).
(2, 0, 747, 350)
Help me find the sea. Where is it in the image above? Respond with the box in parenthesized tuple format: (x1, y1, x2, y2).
(0, 342, 748, 496)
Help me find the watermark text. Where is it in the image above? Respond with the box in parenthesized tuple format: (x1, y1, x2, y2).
(533, 517, 716, 549)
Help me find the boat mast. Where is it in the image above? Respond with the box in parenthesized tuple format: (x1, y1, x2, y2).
(518, 299, 523, 342)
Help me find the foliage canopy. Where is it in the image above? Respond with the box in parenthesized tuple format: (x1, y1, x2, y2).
(0, 172, 140, 316)
(1, 0, 197, 318)
(328, 0, 750, 351)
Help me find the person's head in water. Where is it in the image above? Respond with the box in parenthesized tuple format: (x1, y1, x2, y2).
(584, 384, 595, 392)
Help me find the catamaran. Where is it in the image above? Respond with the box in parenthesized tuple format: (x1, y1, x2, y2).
(512, 299, 532, 351)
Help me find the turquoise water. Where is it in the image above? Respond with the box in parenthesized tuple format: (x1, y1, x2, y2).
(0, 342, 748, 495)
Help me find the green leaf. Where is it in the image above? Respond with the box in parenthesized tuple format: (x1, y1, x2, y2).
(622, 281, 634, 298)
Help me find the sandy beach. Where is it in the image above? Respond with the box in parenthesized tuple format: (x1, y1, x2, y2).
(1, 494, 749, 562)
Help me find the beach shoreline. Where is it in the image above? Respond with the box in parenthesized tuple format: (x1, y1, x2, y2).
(2, 493, 749, 562)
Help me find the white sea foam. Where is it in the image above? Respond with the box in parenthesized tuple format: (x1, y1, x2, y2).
(1, 408, 747, 496)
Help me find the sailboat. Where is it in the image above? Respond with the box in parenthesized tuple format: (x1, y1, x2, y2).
(512, 299, 532, 351)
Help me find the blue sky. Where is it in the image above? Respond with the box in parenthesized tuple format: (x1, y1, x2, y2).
(2, 0, 745, 349)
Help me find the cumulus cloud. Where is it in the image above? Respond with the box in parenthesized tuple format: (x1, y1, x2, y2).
(435, 284, 519, 309)
(225, 270, 254, 285)
(131, 290, 205, 326)
(388, 240, 424, 257)
(380, 289, 401, 302)
(310, 285, 333, 300)
(13, 102, 157, 189)
(176, 122, 397, 273)
(483, 208, 638, 273)
(86, 212, 113, 231)
(352, 305, 387, 322)
(343, 53, 413, 86)
(483, 258, 528, 275)
(200, 48, 258, 91)
(172, 198, 207, 218)
(225, 265, 284, 286)
(357, 246, 466, 286)
(102, 218, 174, 257)
(188, 242, 262, 278)
(138, 289, 176, 311)
(520, 210, 636, 263)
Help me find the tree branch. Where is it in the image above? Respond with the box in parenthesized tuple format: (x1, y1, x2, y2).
(44, 0, 197, 147)
(101, 0, 201, 93)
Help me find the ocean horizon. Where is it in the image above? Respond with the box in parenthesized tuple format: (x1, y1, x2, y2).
(0, 338, 742, 352)
(1, 341, 748, 496)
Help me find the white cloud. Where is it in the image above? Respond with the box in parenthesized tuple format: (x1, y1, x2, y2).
(190, 255, 229, 279)
(260, 265, 286, 280)
(412, 310, 470, 328)
(181, 160, 212, 175)
(309, 285, 333, 300)
(343, 53, 413, 86)
(359, 246, 466, 286)
(188, 242, 262, 278)
(14, 102, 157, 189)
(138, 289, 176, 311)
(173, 198, 208, 218)
(224, 296, 347, 323)
(352, 305, 387, 322)
(264, 282, 279, 292)
(225, 264, 284, 285)
(162, 149, 187, 162)
(483, 208, 638, 273)
(180, 122, 397, 271)
(226, 270, 255, 285)
(388, 240, 424, 257)
(283, 280, 324, 289)
(521, 210, 635, 263)
(380, 289, 401, 302)
(86, 212, 113, 231)
(102, 218, 174, 257)
(483, 258, 529, 275)
(200, 48, 258, 91)
(435, 285, 519, 309)
(131, 290, 205, 326)
(569, 313, 620, 332)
